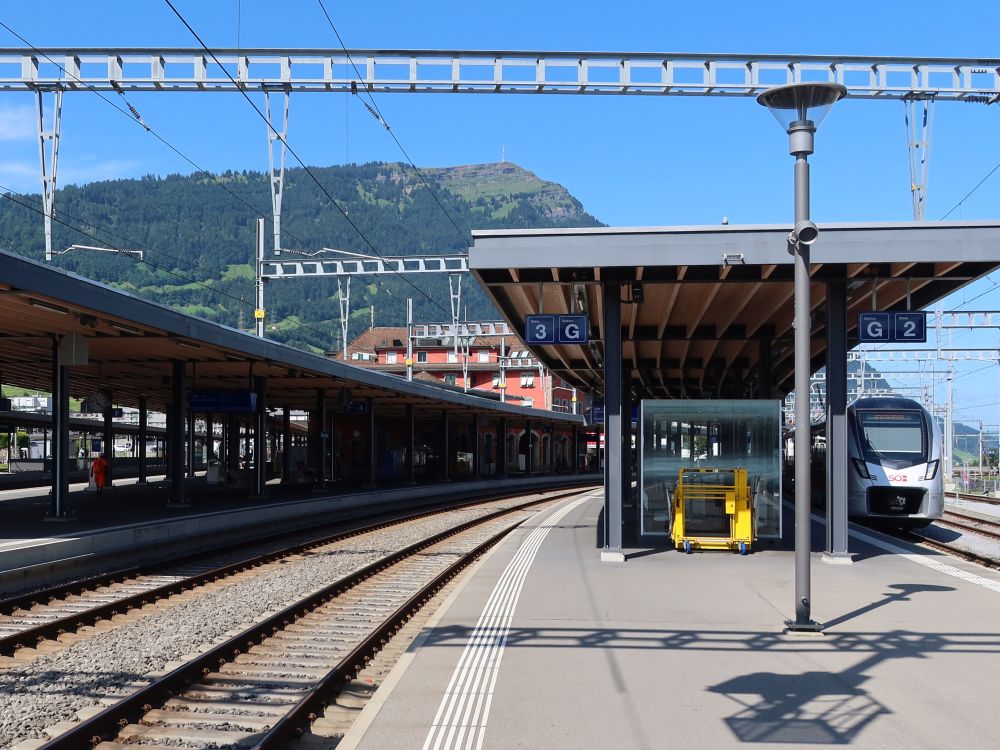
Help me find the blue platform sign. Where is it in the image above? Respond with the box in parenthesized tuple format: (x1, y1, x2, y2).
(526, 314, 589, 345)
(189, 390, 258, 413)
(858, 311, 927, 343)
(858, 312, 891, 343)
(525, 315, 556, 344)
(894, 311, 927, 343)
(558, 315, 589, 344)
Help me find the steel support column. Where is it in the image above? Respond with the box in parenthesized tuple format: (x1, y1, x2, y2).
(281, 406, 292, 483)
(137, 396, 148, 484)
(253, 376, 267, 497)
(168, 360, 186, 506)
(497, 418, 507, 478)
(825, 277, 853, 563)
(758, 337, 773, 399)
(48, 336, 69, 518)
(472, 414, 481, 479)
(602, 282, 625, 561)
(205, 413, 214, 464)
(406, 404, 416, 484)
(790, 151, 818, 629)
(102, 393, 114, 488)
(186, 405, 195, 478)
(525, 420, 533, 474)
(367, 397, 377, 488)
(441, 409, 450, 482)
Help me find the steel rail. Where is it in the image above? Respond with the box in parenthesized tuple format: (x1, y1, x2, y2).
(36, 487, 584, 749)
(0, 479, 596, 657)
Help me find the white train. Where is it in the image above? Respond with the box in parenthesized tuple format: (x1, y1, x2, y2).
(790, 396, 944, 528)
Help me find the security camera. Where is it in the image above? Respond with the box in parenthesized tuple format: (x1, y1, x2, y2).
(791, 220, 819, 246)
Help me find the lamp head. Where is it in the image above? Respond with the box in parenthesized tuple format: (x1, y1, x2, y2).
(757, 82, 847, 133)
(789, 220, 820, 247)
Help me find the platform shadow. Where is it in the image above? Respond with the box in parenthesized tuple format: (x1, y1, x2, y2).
(422, 581, 984, 744)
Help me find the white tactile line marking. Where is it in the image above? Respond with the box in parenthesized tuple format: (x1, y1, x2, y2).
(813, 510, 1000, 594)
(423, 493, 594, 750)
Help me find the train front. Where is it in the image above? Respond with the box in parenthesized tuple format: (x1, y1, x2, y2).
(848, 397, 944, 528)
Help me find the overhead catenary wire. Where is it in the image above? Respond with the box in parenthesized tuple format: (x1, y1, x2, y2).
(0, 187, 338, 343)
(314, 0, 471, 248)
(0, 19, 325, 269)
(163, 0, 452, 319)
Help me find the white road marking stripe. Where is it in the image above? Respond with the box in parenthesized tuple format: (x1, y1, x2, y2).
(423, 493, 593, 750)
(813, 510, 1000, 593)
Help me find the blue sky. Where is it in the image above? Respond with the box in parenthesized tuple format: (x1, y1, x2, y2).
(1, 1, 1000, 424)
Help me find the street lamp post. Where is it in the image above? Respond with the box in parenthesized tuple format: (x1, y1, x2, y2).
(758, 81, 846, 632)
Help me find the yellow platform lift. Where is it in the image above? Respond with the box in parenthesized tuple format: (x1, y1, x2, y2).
(672, 467, 753, 554)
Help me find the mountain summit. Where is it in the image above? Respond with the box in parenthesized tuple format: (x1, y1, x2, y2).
(0, 162, 602, 352)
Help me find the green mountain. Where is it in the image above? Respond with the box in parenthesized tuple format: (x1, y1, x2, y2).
(0, 162, 602, 352)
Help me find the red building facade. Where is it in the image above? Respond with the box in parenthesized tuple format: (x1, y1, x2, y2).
(335, 326, 582, 414)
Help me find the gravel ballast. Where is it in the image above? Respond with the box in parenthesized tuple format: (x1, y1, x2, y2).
(0, 497, 546, 748)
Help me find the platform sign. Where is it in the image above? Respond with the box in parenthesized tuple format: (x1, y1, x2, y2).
(558, 315, 589, 344)
(858, 312, 891, 343)
(526, 314, 589, 344)
(189, 390, 258, 413)
(858, 311, 927, 343)
(893, 311, 927, 343)
(525, 315, 556, 344)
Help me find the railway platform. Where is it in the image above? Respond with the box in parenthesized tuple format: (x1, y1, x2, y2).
(0, 474, 593, 594)
(343, 490, 1000, 749)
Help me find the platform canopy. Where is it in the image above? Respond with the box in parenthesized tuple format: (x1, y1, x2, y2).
(470, 221, 1000, 399)
(0, 249, 583, 425)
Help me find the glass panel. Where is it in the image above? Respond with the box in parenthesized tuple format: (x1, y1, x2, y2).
(856, 409, 926, 466)
(639, 399, 782, 538)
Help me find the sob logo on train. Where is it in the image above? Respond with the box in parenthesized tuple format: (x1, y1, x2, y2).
(886, 474, 908, 482)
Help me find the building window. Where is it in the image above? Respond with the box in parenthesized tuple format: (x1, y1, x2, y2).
(524, 398, 534, 408)
(447, 352, 458, 363)
(386, 352, 398, 364)
(520, 373, 534, 387)
(417, 351, 428, 363)
(444, 374, 457, 386)
(478, 350, 490, 363)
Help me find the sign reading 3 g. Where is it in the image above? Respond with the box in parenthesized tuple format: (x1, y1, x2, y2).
(525, 314, 589, 345)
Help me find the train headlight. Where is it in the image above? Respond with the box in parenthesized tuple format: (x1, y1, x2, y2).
(924, 460, 939, 481)
(852, 459, 871, 480)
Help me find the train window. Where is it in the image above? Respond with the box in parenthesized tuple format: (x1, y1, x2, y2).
(857, 409, 926, 464)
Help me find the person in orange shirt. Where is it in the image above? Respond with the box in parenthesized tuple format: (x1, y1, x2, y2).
(91, 453, 109, 495)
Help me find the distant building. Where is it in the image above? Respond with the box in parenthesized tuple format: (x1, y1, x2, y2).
(334, 326, 584, 414)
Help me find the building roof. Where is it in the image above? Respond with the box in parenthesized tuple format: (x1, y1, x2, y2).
(0, 250, 584, 426)
(469, 220, 1000, 399)
(343, 326, 530, 357)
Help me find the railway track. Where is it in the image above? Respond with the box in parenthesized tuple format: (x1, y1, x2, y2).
(945, 490, 1000, 506)
(937, 508, 1000, 542)
(31, 487, 586, 749)
(0, 484, 592, 666)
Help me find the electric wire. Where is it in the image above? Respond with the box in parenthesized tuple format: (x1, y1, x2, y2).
(941, 158, 1000, 220)
(314, 0, 471, 247)
(0, 19, 326, 268)
(0, 187, 337, 343)
(162, 0, 453, 319)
